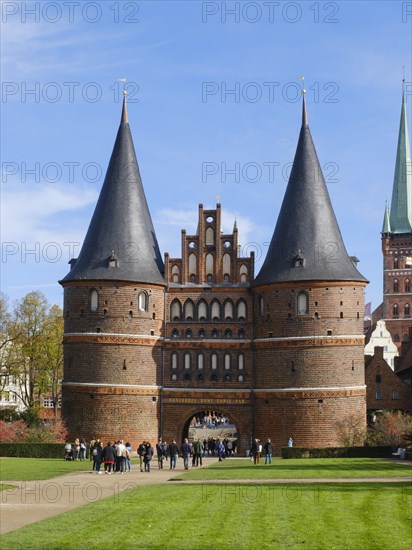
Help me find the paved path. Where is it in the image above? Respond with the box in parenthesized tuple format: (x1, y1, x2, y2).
(1, 458, 411, 534)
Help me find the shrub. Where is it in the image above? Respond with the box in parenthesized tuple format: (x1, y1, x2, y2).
(281, 446, 393, 459)
(0, 419, 68, 444)
(367, 411, 412, 447)
(0, 443, 66, 458)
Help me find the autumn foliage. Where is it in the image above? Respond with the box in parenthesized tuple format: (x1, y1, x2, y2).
(0, 419, 68, 443)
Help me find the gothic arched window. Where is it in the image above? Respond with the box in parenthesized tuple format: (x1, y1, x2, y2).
(138, 292, 148, 312)
(90, 289, 98, 312)
(297, 291, 309, 315)
(405, 279, 411, 293)
(393, 279, 399, 293)
(393, 303, 399, 318)
(170, 300, 181, 321)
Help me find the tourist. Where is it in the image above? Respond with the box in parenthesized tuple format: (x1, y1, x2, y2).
(168, 439, 179, 469)
(264, 438, 273, 464)
(250, 439, 258, 464)
(181, 438, 192, 470)
(137, 441, 146, 472)
(288, 437, 293, 447)
(74, 438, 80, 461)
(94, 441, 103, 473)
(144, 442, 154, 472)
(217, 439, 225, 461)
(156, 438, 165, 469)
(79, 439, 87, 461)
(193, 439, 204, 466)
(125, 442, 132, 472)
(116, 440, 126, 473)
(102, 442, 116, 474)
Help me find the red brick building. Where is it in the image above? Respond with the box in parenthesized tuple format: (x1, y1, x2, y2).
(365, 346, 411, 415)
(380, 89, 412, 348)
(60, 93, 368, 452)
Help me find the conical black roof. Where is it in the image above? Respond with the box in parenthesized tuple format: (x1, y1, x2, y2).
(61, 98, 165, 285)
(254, 97, 367, 286)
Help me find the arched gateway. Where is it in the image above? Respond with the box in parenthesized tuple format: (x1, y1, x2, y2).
(162, 403, 251, 455)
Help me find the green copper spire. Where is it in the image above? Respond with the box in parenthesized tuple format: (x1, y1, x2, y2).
(389, 92, 412, 233)
(382, 202, 391, 234)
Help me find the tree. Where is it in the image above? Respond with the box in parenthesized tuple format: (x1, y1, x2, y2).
(367, 411, 412, 447)
(2, 292, 63, 418)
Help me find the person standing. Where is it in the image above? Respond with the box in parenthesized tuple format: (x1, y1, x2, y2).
(144, 442, 154, 472)
(168, 439, 179, 470)
(102, 442, 116, 474)
(125, 442, 132, 472)
(288, 437, 293, 447)
(74, 438, 80, 461)
(193, 439, 204, 466)
(116, 440, 126, 473)
(94, 441, 103, 473)
(250, 439, 258, 465)
(217, 439, 225, 461)
(79, 439, 87, 461)
(181, 438, 192, 470)
(264, 438, 273, 464)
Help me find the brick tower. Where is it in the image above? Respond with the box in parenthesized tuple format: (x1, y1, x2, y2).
(252, 94, 368, 447)
(381, 88, 412, 349)
(60, 93, 166, 446)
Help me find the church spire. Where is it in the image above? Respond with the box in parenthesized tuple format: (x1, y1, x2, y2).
(121, 88, 128, 124)
(254, 95, 367, 286)
(61, 98, 165, 285)
(389, 88, 412, 233)
(382, 201, 391, 234)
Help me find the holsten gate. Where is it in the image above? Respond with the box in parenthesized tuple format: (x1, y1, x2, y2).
(60, 92, 368, 453)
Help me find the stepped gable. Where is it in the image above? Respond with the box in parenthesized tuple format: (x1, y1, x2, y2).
(254, 95, 367, 286)
(61, 94, 165, 286)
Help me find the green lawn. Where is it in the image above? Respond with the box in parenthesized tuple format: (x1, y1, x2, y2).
(0, 458, 92, 481)
(176, 457, 412, 480)
(1, 482, 411, 549)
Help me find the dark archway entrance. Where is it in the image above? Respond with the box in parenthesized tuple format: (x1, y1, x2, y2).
(182, 410, 239, 455)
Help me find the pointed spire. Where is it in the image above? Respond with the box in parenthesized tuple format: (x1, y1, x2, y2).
(61, 99, 165, 285)
(233, 218, 238, 231)
(382, 202, 391, 234)
(121, 89, 128, 124)
(302, 91, 308, 127)
(389, 89, 412, 233)
(254, 101, 367, 286)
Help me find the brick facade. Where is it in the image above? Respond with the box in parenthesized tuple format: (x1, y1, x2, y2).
(365, 346, 411, 413)
(62, 204, 367, 452)
(381, 233, 412, 349)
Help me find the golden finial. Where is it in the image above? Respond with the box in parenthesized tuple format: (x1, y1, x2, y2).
(118, 77, 127, 97)
(298, 76, 306, 95)
(216, 194, 221, 204)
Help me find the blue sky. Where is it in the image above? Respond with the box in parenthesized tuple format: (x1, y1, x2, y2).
(1, 0, 411, 311)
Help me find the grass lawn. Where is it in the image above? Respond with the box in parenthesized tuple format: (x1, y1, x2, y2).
(0, 458, 92, 481)
(176, 457, 412, 480)
(1, 482, 411, 549)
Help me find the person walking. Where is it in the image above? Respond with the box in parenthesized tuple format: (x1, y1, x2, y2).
(288, 437, 293, 447)
(168, 439, 179, 470)
(181, 438, 192, 470)
(264, 438, 273, 464)
(156, 439, 165, 469)
(137, 441, 146, 472)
